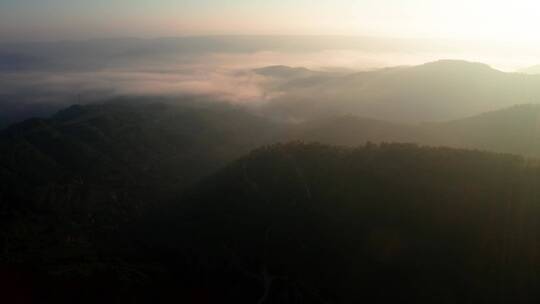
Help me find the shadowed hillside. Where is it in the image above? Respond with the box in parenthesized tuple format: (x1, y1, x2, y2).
(4, 100, 540, 302)
(288, 104, 540, 157)
(143, 142, 540, 303)
(0, 101, 280, 278)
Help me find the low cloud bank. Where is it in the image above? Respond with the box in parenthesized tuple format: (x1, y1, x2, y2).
(2, 39, 539, 126)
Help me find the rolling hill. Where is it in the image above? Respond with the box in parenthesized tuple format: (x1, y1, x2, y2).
(263, 60, 540, 122)
(0, 101, 281, 269)
(518, 64, 540, 75)
(3, 100, 540, 302)
(288, 104, 540, 157)
(147, 142, 540, 303)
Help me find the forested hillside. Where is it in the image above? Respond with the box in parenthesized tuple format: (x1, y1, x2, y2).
(4, 101, 540, 303)
(140, 143, 540, 303)
(0, 101, 280, 281)
(289, 104, 540, 157)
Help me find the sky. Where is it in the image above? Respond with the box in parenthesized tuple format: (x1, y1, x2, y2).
(2, 0, 540, 44)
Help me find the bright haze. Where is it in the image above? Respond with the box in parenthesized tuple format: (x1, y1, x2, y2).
(2, 0, 540, 42)
(3, 0, 540, 68)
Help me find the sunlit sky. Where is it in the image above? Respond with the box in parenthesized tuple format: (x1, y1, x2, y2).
(1, 0, 540, 43)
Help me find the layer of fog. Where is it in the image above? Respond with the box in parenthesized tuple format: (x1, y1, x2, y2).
(1, 48, 431, 118)
(2, 36, 540, 127)
(2, 47, 535, 104)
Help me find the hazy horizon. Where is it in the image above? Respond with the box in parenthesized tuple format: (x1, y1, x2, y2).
(3, 1, 540, 41)
(3, 0, 540, 71)
(2, 35, 540, 72)
(3, 2, 540, 122)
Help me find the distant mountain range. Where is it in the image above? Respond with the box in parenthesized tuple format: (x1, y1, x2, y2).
(0, 36, 488, 72)
(261, 60, 540, 122)
(2, 59, 540, 127)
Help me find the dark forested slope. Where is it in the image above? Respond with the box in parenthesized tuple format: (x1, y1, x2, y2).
(0, 101, 280, 271)
(144, 142, 540, 303)
(5, 100, 540, 303)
